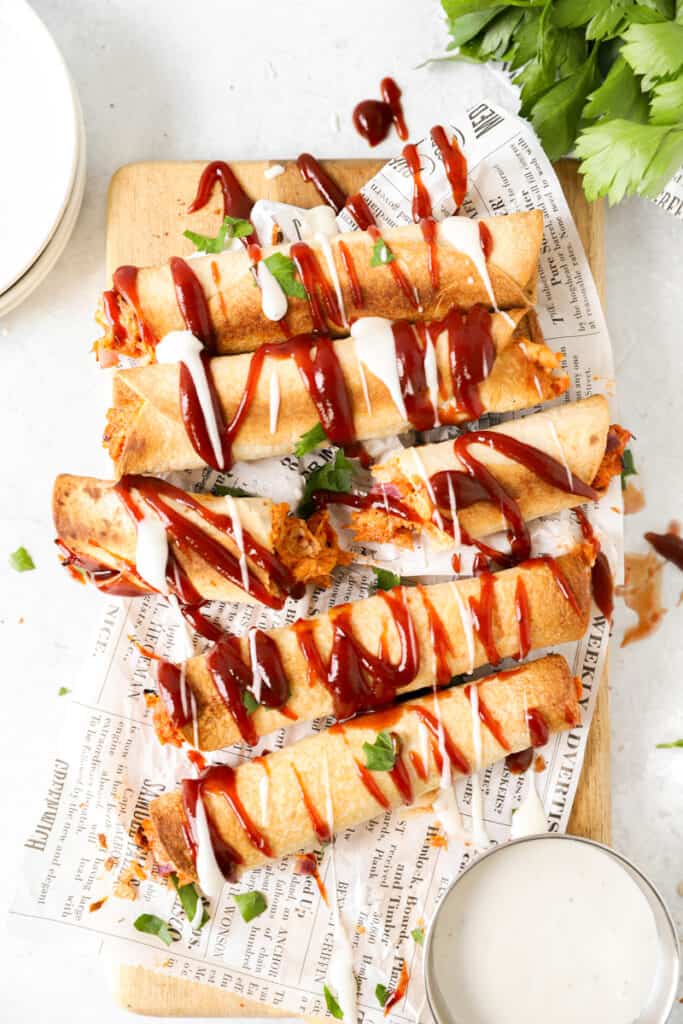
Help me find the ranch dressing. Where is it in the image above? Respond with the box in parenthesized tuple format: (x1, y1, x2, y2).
(156, 330, 225, 470)
(438, 217, 514, 326)
(428, 837, 661, 1024)
(134, 515, 169, 594)
(351, 317, 407, 422)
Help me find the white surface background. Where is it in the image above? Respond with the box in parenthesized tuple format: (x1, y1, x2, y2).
(1, 1, 681, 1020)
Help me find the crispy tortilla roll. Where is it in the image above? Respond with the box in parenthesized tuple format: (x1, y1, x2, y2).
(104, 309, 567, 476)
(350, 396, 628, 550)
(151, 547, 592, 751)
(96, 211, 543, 361)
(148, 654, 580, 881)
(53, 474, 349, 606)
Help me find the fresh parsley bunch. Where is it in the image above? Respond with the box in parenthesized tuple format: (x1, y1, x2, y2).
(440, 0, 683, 203)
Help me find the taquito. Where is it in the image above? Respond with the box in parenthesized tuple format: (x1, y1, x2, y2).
(53, 474, 349, 608)
(104, 309, 568, 476)
(148, 654, 580, 883)
(345, 396, 629, 551)
(151, 547, 592, 751)
(96, 211, 543, 362)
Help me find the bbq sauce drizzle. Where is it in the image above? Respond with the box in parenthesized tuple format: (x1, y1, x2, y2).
(352, 77, 408, 147)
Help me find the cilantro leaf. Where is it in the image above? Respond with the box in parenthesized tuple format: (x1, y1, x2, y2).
(58, 686, 71, 696)
(363, 731, 396, 772)
(370, 238, 395, 267)
(295, 422, 329, 457)
(171, 872, 209, 929)
(184, 215, 253, 254)
(621, 21, 683, 88)
(242, 690, 259, 715)
(411, 926, 425, 946)
(212, 484, 254, 497)
(9, 546, 35, 572)
(263, 253, 307, 300)
(650, 73, 683, 124)
(375, 983, 389, 1008)
(576, 120, 683, 202)
(298, 449, 355, 518)
(134, 913, 175, 946)
(656, 738, 683, 748)
(583, 56, 649, 123)
(324, 985, 344, 1020)
(529, 48, 601, 161)
(620, 448, 638, 490)
(373, 567, 401, 591)
(233, 890, 267, 922)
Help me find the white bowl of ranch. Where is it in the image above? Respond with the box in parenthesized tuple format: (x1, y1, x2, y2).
(424, 835, 679, 1024)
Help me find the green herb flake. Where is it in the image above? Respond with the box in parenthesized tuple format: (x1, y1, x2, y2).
(263, 252, 307, 300)
(242, 690, 259, 716)
(363, 731, 396, 772)
(212, 484, 253, 498)
(171, 872, 209, 929)
(656, 738, 683, 749)
(370, 237, 395, 267)
(233, 890, 267, 922)
(620, 448, 638, 490)
(58, 687, 71, 697)
(324, 985, 344, 1020)
(295, 422, 329, 457)
(9, 546, 35, 572)
(183, 215, 253, 254)
(411, 926, 425, 946)
(373, 567, 401, 591)
(375, 983, 389, 1008)
(298, 449, 355, 518)
(133, 913, 175, 946)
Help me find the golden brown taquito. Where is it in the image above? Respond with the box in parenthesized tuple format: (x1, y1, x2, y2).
(96, 211, 543, 360)
(104, 309, 567, 476)
(152, 547, 592, 751)
(351, 396, 625, 549)
(52, 474, 349, 603)
(148, 654, 580, 881)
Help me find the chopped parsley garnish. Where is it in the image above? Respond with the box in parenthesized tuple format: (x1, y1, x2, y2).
(242, 690, 259, 716)
(183, 215, 253, 253)
(411, 926, 425, 946)
(373, 567, 401, 591)
(370, 237, 395, 267)
(375, 983, 389, 1008)
(295, 422, 329, 457)
(263, 252, 307, 299)
(171, 872, 209, 929)
(298, 449, 354, 518)
(58, 687, 71, 697)
(656, 738, 683, 749)
(9, 546, 35, 572)
(324, 985, 344, 1019)
(134, 913, 175, 946)
(620, 448, 637, 490)
(212, 484, 254, 498)
(233, 890, 267, 922)
(363, 731, 396, 772)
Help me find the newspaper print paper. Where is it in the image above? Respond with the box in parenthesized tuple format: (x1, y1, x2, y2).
(11, 101, 619, 1022)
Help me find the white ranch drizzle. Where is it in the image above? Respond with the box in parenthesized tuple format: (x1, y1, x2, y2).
(438, 217, 514, 326)
(410, 448, 444, 533)
(156, 331, 225, 470)
(302, 206, 348, 328)
(256, 259, 288, 322)
(193, 792, 225, 905)
(450, 581, 475, 673)
(422, 332, 440, 427)
(268, 369, 280, 435)
(546, 418, 574, 491)
(190, 891, 205, 930)
(510, 768, 547, 839)
(350, 317, 408, 422)
(224, 495, 250, 594)
(467, 685, 491, 848)
(445, 470, 461, 547)
(134, 515, 169, 594)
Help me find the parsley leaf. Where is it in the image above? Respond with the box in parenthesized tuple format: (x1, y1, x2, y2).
(411, 926, 425, 946)
(242, 690, 259, 715)
(373, 567, 401, 591)
(529, 48, 601, 161)
(656, 738, 683, 748)
(9, 546, 35, 572)
(446, 8, 503, 48)
(295, 422, 329, 457)
(233, 890, 267, 922)
(58, 686, 71, 696)
(576, 120, 683, 202)
(212, 484, 253, 497)
(298, 449, 355, 518)
(363, 731, 396, 772)
(375, 983, 389, 1008)
(183, 215, 253, 253)
(134, 913, 175, 946)
(650, 73, 683, 124)
(460, 7, 523, 60)
(621, 21, 683, 89)
(263, 253, 307, 299)
(620, 448, 638, 489)
(171, 872, 209, 929)
(370, 238, 395, 267)
(324, 985, 344, 1020)
(583, 56, 649, 123)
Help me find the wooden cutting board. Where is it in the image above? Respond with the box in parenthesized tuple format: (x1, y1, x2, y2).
(107, 158, 610, 1016)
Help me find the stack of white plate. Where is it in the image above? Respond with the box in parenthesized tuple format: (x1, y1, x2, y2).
(0, 1, 86, 318)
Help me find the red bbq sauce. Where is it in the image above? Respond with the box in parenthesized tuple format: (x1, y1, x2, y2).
(645, 530, 683, 572)
(111, 265, 157, 355)
(353, 77, 407, 147)
(384, 960, 410, 1015)
(296, 153, 347, 214)
(431, 125, 467, 208)
(574, 507, 614, 619)
(188, 160, 255, 240)
(181, 777, 243, 881)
